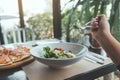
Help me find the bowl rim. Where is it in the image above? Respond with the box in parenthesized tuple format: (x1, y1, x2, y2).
(31, 42, 88, 61)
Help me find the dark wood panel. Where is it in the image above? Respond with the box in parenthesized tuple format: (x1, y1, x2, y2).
(52, 0, 62, 39)
(65, 63, 117, 80)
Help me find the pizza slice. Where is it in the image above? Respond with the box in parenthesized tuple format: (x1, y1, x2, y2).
(0, 45, 31, 66)
(0, 52, 12, 66)
(9, 45, 31, 62)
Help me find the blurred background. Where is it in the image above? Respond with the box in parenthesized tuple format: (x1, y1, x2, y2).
(0, 0, 120, 43)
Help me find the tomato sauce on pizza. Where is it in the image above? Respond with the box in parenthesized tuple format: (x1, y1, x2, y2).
(0, 45, 31, 66)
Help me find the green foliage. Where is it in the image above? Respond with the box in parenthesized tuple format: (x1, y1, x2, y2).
(27, 13, 53, 40)
(62, 0, 120, 42)
(25, 0, 120, 42)
(111, 3, 120, 42)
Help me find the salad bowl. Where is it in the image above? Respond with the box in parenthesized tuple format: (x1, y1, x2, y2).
(30, 42, 88, 69)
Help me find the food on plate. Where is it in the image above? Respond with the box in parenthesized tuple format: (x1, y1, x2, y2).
(0, 45, 31, 66)
(43, 46, 76, 59)
(0, 51, 12, 66)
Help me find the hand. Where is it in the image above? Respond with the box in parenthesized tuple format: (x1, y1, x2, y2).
(91, 14, 111, 40)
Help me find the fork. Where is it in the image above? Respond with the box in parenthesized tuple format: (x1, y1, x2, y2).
(80, 18, 96, 29)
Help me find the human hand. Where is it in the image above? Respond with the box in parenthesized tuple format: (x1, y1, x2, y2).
(91, 14, 111, 40)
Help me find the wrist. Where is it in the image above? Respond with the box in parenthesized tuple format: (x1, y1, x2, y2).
(96, 31, 112, 45)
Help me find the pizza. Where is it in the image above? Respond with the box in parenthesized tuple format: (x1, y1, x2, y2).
(0, 45, 31, 66)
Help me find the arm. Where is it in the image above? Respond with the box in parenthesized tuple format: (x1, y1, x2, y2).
(91, 14, 120, 65)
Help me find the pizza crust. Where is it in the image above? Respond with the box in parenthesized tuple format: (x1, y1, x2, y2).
(0, 62, 13, 66)
(0, 45, 31, 67)
(14, 54, 31, 62)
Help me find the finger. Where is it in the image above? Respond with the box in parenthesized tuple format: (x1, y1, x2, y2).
(91, 21, 99, 26)
(95, 17, 99, 21)
(97, 14, 106, 22)
(91, 22, 99, 31)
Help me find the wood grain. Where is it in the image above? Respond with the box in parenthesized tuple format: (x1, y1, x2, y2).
(0, 56, 34, 70)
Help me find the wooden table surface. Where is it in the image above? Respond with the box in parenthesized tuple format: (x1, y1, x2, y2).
(22, 57, 117, 80)
(0, 40, 117, 80)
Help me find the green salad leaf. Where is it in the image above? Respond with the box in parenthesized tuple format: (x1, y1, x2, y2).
(43, 46, 75, 59)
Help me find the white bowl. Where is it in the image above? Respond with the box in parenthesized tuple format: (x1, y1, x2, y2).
(30, 42, 88, 69)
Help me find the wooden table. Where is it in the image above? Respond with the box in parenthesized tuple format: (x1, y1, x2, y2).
(22, 57, 117, 80)
(0, 40, 118, 80)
